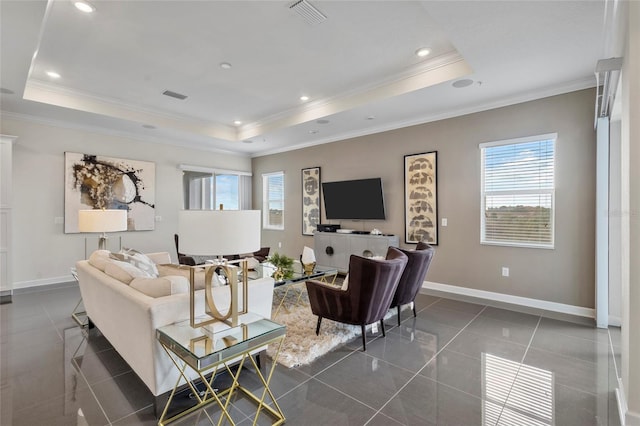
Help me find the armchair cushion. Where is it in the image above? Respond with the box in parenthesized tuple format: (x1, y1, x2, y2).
(306, 247, 408, 327)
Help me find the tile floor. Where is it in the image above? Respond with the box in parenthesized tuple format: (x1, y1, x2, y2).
(0, 282, 622, 425)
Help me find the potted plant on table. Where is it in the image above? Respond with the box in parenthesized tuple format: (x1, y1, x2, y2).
(266, 252, 294, 281)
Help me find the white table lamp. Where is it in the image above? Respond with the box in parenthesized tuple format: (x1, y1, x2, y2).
(177, 209, 261, 328)
(78, 209, 128, 250)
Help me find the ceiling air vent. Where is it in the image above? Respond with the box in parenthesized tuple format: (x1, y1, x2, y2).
(162, 90, 188, 100)
(289, 0, 326, 25)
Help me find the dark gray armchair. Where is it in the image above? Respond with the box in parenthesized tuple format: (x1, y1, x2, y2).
(305, 247, 408, 351)
(390, 242, 435, 325)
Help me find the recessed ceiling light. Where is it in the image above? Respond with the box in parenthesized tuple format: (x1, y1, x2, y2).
(300, 95, 309, 101)
(316, 119, 329, 124)
(452, 79, 474, 88)
(366, 116, 376, 120)
(309, 130, 319, 134)
(233, 120, 242, 126)
(415, 47, 431, 57)
(46, 71, 61, 79)
(242, 140, 253, 144)
(142, 124, 156, 129)
(0, 88, 15, 95)
(74, 1, 96, 13)
(220, 62, 232, 70)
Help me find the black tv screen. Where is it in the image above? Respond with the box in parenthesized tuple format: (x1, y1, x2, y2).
(322, 178, 386, 220)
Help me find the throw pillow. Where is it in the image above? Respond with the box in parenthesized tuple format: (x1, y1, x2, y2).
(88, 250, 111, 271)
(104, 260, 150, 284)
(129, 276, 189, 298)
(111, 248, 159, 278)
(156, 265, 208, 290)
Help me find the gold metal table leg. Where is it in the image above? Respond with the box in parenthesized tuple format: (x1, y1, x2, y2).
(157, 336, 286, 426)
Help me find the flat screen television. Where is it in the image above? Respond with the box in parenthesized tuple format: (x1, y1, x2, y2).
(322, 178, 386, 220)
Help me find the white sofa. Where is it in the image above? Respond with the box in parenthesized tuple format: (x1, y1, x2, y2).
(75, 251, 275, 397)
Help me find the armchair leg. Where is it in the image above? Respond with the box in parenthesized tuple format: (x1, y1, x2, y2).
(316, 317, 322, 335)
(361, 325, 367, 351)
(413, 303, 417, 318)
(380, 320, 385, 337)
(397, 306, 402, 326)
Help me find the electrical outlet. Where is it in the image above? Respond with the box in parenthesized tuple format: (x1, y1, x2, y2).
(278, 242, 282, 248)
(155, 216, 162, 222)
(502, 267, 510, 277)
(442, 218, 448, 227)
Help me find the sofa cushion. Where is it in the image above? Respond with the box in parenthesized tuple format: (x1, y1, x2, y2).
(111, 248, 159, 278)
(104, 260, 150, 284)
(156, 265, 231, 290)
(129, 276, 189, 298)
(156, 264, 205, 289)
(88, 250, 111, 272)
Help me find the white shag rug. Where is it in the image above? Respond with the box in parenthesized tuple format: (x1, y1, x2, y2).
(266, 284, 393, 368)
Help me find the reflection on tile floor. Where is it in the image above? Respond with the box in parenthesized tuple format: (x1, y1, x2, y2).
(0, 284, 622, 425)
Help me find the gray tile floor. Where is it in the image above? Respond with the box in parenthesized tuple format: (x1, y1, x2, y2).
(0, 283, 622, 425)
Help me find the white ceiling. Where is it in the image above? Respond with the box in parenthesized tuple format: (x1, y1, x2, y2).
(0, 1, 605, 157)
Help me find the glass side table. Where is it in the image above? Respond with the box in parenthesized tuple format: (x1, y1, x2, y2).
(244, 262, 338, 318)
(156, 315, 286, 425)
(70, 267, 88, 327)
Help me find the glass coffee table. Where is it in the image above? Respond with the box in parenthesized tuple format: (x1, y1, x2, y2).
(244, 262, 338, 317)
(156, 314, 286, 425)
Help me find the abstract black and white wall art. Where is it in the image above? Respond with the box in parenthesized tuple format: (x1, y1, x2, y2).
(301, 166, 321, 235)
(64, 152, 156, 233)
(404, 151, 438, 244)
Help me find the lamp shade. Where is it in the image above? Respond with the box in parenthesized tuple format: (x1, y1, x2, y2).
(78, 209, 128, 233)
(178, 210, 261, 256)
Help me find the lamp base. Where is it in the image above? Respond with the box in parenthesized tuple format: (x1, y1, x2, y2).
(98, 234, 108, 250)
(302, 262, 316, 275)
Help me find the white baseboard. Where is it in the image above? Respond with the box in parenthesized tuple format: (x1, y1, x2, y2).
(609, 315, 622, 327)
(422, 281, 595, 319)
(627, 411, 640, 425)
(13, 275, 74, 290)
(615, 377, 640, 426)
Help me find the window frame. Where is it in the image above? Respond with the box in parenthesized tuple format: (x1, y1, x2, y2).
(480, 133, 557, 249)
(262, 171, 285, 230)
(180, 164, 251, 211)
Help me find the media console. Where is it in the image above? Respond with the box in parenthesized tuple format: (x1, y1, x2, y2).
(314, 232, 399, 273)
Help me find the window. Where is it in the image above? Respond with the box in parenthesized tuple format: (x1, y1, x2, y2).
(263, 172, 284, 229)
(215, 174, 239, 210)
(181, 165, 251, 210)
(480, 133, 556, 248)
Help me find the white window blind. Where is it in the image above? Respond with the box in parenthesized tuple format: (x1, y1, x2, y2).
(263, 172, 284, 230)
(480, 134, 556, 248)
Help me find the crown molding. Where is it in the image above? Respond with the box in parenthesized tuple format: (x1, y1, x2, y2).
(0, 110, 250, 157)
(240, 52, 471, 140)
(252, 77, 596, 158)
(23, 79, 239, 141)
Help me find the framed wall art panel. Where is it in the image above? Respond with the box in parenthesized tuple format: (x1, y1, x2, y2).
(301, 167, 321, 235)
(64, 152, 156, 233)
(404, 151, 438, 244)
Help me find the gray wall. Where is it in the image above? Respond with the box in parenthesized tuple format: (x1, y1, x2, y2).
(1, 117, 252, 288)
(252, 89, 596, 308)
